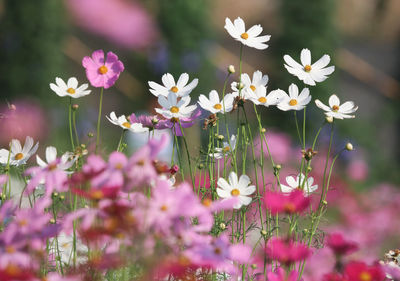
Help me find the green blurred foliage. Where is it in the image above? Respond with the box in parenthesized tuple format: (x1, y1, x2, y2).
(0, 0, 66, 101)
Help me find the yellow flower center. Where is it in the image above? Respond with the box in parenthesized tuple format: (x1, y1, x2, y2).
(18, 219, 28, 226)
(14, 153, 24, 160)
(160, 205, 168, 211)
(98, 65, 108, 74)
(91, 190, 104, 200)
(241, 32, 249, 40)
(202, 198, 212, 207)
(250, 85, 256, 91)
(214, 247, 222, 255)
(289, 99, 298, 106)
(115, 163, 123, 170)
(359, 272, 372, 281)
(170, 106, 179, 113)
(214, 103, 222, 110)
(5, 264, 20, 276)
(231, 189, 240, 197)
(223, 146, 230, 153)
(170, 86, 179, 93)
(122, 122, 131, 128)
(6, 246, 15, 253)
(304, 65, 312, 72)
(61, 242, 70, 249)
(67, 88, 76, 94)
(284, 202, 296, 213)
(332, 105, 339, 112)
(258, 97, 267, 103)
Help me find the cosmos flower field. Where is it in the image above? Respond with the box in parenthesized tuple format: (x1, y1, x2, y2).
(0, 17, 398, 281)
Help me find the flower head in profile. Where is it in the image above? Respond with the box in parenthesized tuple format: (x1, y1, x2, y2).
(36, 146, 75, 172)
(280, 173, 318, 196)
(344, 261, 385, 281)
(155, 92, 197, 120)
(148, 73, 198, 97)
(232, 71, 269, 98)
(267, 268, 301, 281)
(130, 114, 170, 132)
(326, 233, 358, 256)
(82, 49, 124, 89)
(284, 48, 335, 86)
(248, 87, 286, 107)
(0, 136, 39, 166)
(224, 17, 271, 50)
(106, 112, 148, 133)
(50, 77, 91, 98)
(264, 189, 310, 215)
(217, 171, 256, 209)
(198, 90, 234, 114)
(265, 238, 311, 266)
(315, 94, 358, 119)
(210, 135, 236, 159)
(277, 84, 311, 111)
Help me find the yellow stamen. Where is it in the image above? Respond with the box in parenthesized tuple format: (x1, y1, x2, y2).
(213, 103, 222, 110)
(92, 190, 104, 200)
(170, 86, 179, 93)
(18, 219, 28, 226)
(250, 85, 256, 91)
(98, 65, 108, 74)
(332, 105, 339, 112)
(231, 189, 240, 197)
(122, 122, 131, 128)
(115, 163, 123, 170)
(359, 272, 372, 281)
(304, 65, 312, 72)
(289, 99, 298, 106)
(6, 246, 15, 253)
(284, 203, 296, 213)
(5, 264, 20, 276)
(14, 153, 24, 160)
(202, 198, 212, 207)
(160, 205, 168, 211)
(241, 32, 249, 40)
(214, 247, 222, 255)
(67, 88, 76, 94)
(258, 97, 267, 103)
(223, 146, 230, 153)
(170, 106, 179, 113)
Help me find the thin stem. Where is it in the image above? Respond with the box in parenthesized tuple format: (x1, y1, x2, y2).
(72, 108, 80, 146)
(178, 121, 195, 189)
(95, 87, 104, 154)
(69, 98, 75, 150)
(117, 129, 126, 152)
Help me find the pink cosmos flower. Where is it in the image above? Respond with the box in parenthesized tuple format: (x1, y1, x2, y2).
(322, 273, 347, 281)
(129, 113, 170, 131)
(265, 238, 311, 265)
(326, 233, 358, 256)
(82, 50, 124, 89)
(344, 261, 385, 281)
(264, 189, 310, 215)
(163, 109, 202, 136)
(267, 268, 301, 281)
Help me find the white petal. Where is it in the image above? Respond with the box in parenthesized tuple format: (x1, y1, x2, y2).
(247, 24, 263, 37)
(67, 77, 78, 89)
(238, 195, 252, 206)
(315, 99, 331, 112)
(284, 55, 303, 69)
(46, 146, 58, 163)
(286, 176, 298, 188)
(161, 73, 175, 89)
(209, 90, 220, 104)
(11, 139, 22, 153)
(312, 54, 331, 69)
(300, 48, 311, 66)
(329, 95, 340, 107)
(22, 136, 34, 155)
(238, 174, 251, 189)
(36, 155, 48, 167)
(288, 84, 299, 98)
(233, 17, 245, 34)
(176, 73, 189, 89)
(228, 172, 238, 187)
(241, 185, 255, 196)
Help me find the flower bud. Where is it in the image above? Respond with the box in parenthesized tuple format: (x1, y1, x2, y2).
(72, 104, 79, 110)
(218, 135, 224, 140)
(88, 132, 94, 138)
(274, 164, 282, 170)
(238, 82, 244, 90)
(261, 128, 266, 133)
(260, 229, 267, 236)
(152, 116, 159, 125)
(326, 116, 334, 123)
(345, 142, 353, 151)
(50, 219, 56, 224)
(228, 65, 235, 74)
(219, 223, 226, 230)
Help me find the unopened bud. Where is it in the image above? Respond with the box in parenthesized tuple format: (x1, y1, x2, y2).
(260, 229, 267, 236)
(345, 142, 353, 151)
(274, 164, 282, 170)
(88, 132, 94, 138)
(50, 219, 56, 224)
(307, 166, 312, 172)
(251, 264, 257, 269)
(72, 104, 79, 110)
(198, 163, 204, 169)
(60, 195, 65, 200)
(322, 200, 328, 205)
(9, 104, 16, 111)
(326, 116, 334, 123)
(261, 128, 266, 133)
(238, 82, 244, 90)
(218, 135, 224, 140)
(152, 117, 159, 125)
(219, 223, 226, 230)
(228, 65, 235, 74)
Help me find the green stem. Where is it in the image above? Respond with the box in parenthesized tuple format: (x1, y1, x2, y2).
(117, 130, 126, 152)
(95, 87, 104, 154)
(178, 121, 195, 189)
(69, 97, 75, 150)
(72, 108, 80, 146)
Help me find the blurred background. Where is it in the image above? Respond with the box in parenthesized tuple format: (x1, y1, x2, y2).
(0, 0, 399, 184)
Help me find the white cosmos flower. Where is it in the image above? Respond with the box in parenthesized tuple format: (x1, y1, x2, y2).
(284, 48, 335, 86)
(52, 232, 88, 265)
(106, 112, 148, 133)
(148, 73, 198, 97)
(217, 171, 256, 209)
(224, 17, 271, 50)
(36, 146, 76, 171)
(0, 136, 39, 166)
(155, 92, 197, 120)
(315, 94, 358, 119)
(277, 84, 311, 111)
(248, 86, 286, 107)
(50, 77, 91, 98)
(198, 90, 234, 114)
(210, 135, 237, 159)
(280, 173, 318, 196)
(231, 71, 269, 99)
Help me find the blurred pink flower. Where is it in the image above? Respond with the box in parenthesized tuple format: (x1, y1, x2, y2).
(82, 50, 124, 89)
(347, 159, 368, 181)
(265, 238, 311, 265)
(267, 268, 300, 281)
(66, 0, 158, 49)
(326, 232, 358, 256)
(344, 261, 385, 281)
(254, 131, 293, 163)
(0, 101, 46, 146)
(264, 189, 310, 215)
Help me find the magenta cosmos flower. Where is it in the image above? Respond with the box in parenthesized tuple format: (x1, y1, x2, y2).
(326, 232, 358, 256)
(264, 189, 310, 215)
(344, 261, 385, 281)
(82, 50, 124, 89)
(267, 268, 301, 281)
(265, 238, 310, 266)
